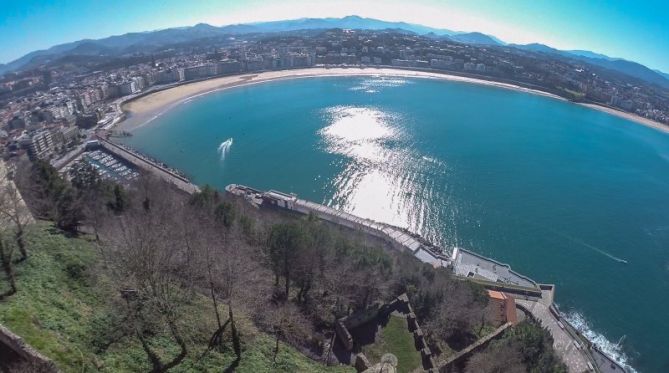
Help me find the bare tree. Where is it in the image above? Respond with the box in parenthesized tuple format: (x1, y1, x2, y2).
(190, 197, 271, 365)
(0, 232, 17, 298)
(0, 162, 33, 262)
(256, 301, 313, 364)
(464, 342, 526, 373)
(70, 159, 110, 243)
(101, 177, 190, 372)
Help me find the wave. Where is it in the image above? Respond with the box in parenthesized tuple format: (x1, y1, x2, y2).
(217, 138, 233, 160)
(349, 77, 411, 92)
(564, 311, 637, 373)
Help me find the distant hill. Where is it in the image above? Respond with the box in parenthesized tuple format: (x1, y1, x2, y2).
(510, 43, 669, 89)
(509, 43, 560, 54)
(566, 49, 616, 61)
(1, 14, 667, 90)
(448, 32, 503, 45)
(655, 69, 669, 81)
(0, 15, 460, 75)
(246, 15, 457, 35)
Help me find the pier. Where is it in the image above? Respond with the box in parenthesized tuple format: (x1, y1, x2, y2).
(97, 139, 200, 194)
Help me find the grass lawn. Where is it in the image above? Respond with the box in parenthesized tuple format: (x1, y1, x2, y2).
(362, 315, 422, 373)
(0, 224, 353, 373)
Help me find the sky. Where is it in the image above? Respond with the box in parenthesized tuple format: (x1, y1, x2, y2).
(1, 0, 668, 72)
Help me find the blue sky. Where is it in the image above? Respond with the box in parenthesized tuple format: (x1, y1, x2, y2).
(2, 0, 668, 72)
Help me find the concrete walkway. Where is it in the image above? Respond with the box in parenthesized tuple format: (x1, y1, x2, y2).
(516, 298, 592, 373)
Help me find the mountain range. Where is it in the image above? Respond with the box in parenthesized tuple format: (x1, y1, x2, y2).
(2, 15, 667, 88)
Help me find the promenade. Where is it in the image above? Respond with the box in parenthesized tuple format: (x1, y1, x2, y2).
(516, 297, 593, 372)
(228, 186, 451, 267)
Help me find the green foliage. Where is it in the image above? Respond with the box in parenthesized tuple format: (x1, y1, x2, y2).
(70, 160, 100, 191)
(268, 222, 306, 297)
(189, 185, 221, 209)
(214, 201, 236, 228)
(32, 160, 67, 199)
(0, 224, 353, 373)
(21, 160, 85, 234)
(362, 316, 422, 373)
(54, 187, 84, 233)
(190, 185, 236, 228)
(466, 320, 567, 373)
(506, 320, 567, 373)
(25, 159, 68, 218)
(239, 214, 256, 240)
(107, 184, 127, 214)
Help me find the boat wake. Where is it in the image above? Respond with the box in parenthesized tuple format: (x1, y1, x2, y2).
(217, 138, 233, 160)
(545, 227, 628, 264)
(564, 311, 637, 373)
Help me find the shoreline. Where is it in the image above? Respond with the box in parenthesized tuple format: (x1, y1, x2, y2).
(578, 102, 669, 134)
(115, 66, 668, 135)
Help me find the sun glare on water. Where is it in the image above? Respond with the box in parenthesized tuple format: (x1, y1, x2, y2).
(318, 106, 436, 233)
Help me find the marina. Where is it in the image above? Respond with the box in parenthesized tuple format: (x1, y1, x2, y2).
(61, 147, 139, 185)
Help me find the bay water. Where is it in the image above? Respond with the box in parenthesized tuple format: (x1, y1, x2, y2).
(121, 76, 669, 372)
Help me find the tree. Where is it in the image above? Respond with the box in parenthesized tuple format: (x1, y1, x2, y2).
(333, 242, 393, 311)
(13, 159, 84, 235)
(70, 160, 129, 243)
(70, 159, 100, 191)
(508, 320, 567, 373)
(293, 219, 330, 304)
(464, 342, 526, 373)
(0, 162, 32, 261)
(187, 190, 268, 366)
(267, 222, 306, 300)
(424, 280, 488, 350)
(14, 159, 66, 219)
(108, 184, 127, 214)
(54, 186, 84, 234)
(255, 301, 313, 364)
(101, 178, 189, 372)
(0, 232, 17, 298)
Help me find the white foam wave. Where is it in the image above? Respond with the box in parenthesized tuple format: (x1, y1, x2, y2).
(564, 311, 637, 373)
(217, 138, 233, 160)
(349, 77, 411, 93)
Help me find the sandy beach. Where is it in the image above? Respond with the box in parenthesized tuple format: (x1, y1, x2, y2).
(578, 103, 669, 134)
(117, 67, 668, 134)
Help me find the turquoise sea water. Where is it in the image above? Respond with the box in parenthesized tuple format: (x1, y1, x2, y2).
(121, 76, 669, 372)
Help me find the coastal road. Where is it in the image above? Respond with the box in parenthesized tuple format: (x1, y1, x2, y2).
(516, 298, 593, 372)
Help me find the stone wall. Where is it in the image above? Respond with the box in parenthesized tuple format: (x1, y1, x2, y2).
(0, 324, 58, 372)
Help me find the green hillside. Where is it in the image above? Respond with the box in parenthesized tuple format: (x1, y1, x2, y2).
(0, 223, 353, 373)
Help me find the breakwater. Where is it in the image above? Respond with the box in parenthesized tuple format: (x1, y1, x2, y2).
(97, 138, 199, 194)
